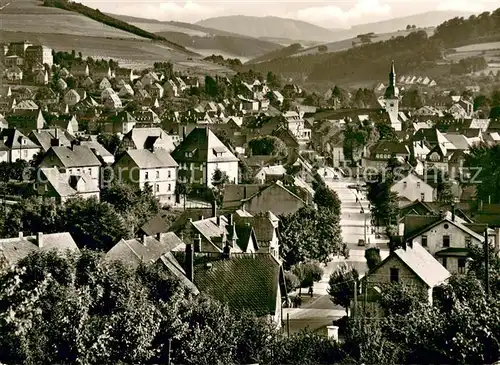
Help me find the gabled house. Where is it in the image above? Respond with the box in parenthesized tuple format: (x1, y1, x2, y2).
(147, 83, 164, 99)
(182, 251, 286, 325)
(362, 242, 451, 309)
(6, 66, 23, 81)
(106, 232, 185, 270)
(5, 109, 45, 133)
(29, 128, 73, 152)
(115, 68, 135, 83)
(92, 66, 113, 80)
(163, 79, 178, 97)
(114, 149, 178, 203)
(234, 209, 280, 259)
(223, 181, 307, 216)
(48, 114, 79, 136)
(34, 70, 49, 85)
(403, 212, 485, 273)
(362, 140, 410, 170)
(99, 77, 112, 91)
(102, 111, 137, 134)
(71, 63, 89, 78)
(104, 93, 122, 111)
(121, 127, 176, 152)
(171, 127, 239, 187)
(35, 167, 100, 202)
(0, 128, 41, 162)
(39, 143, 102, 184)
(82, 77, 94, 89)
(118, 84, 134, 98)
(391, 173, 436, 203)
(63, 89, 81, 106)
(0, 232, 79, 269)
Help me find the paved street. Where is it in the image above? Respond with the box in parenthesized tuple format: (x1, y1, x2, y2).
(285, 177, 389, 333)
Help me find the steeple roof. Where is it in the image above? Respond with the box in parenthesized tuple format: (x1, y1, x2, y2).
(384, 60, 399, 99)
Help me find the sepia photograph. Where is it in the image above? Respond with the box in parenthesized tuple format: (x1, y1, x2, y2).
(0, 0, 500, 364)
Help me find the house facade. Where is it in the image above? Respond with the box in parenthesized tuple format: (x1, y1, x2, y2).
(391, 173, 435, 202)
(114, 149, 178, 203)
(172, 127, 239, 187)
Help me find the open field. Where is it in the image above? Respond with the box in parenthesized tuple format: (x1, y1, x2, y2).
(129, 22, 207, 37)
(0, 0, 143, 38)
(454, 42, 500, 53)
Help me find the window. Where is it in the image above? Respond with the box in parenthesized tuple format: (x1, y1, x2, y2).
(77, 169, 81, 173)
(88, 168, 92, 176)
(443, 235, 450, 247)
(155, 184, 159, 193)
(444, 223, 449, 229)
(465, 236, 472, 246)
(168, 184, 171, 191)
(422, 235, 428, 247)
(145, 171, 149, 180)
(442, 257, 447, 269)
(168, 170, 171, 178)
(421, 193, 425, 201)
(390, 268, 399, 283)
(403, 181, 407, 188)
(156, 170, 160, 179)
(458, 258, 466, 274)
(23, 149, 28, 157)
(417, 182, 421, 188)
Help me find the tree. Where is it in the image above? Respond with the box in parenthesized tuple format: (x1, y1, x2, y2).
(367, 176, 399, 227)
(204, 75, 218, 98)
(292, 261, 323, 295)
(281, 98, 291, 111)
(61, 197, 126, 250)
(465, 143, 500, 203)
(247, 135, 287, 157)
(364, 247, 381, 271)
(436, 171, 455, 204)
(328, 263, 359, 315)
(313, 182, 341, 216)
(279, 207, 347, 267)
(266, 71, 281, 89)
(96, 133, 122, 155)
(490, 106, 500, 119)
(318, 45, 327, 52)
(379, 283, 428, 315)
(212, 168, 229, 207)
(284, 271, 300, 293)
(402, 88, 424, 109)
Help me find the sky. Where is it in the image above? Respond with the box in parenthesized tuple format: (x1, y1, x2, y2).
(81, 0, 499, 28)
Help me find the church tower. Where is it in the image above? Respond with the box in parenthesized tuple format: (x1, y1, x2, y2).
(384, 60, 401, 131)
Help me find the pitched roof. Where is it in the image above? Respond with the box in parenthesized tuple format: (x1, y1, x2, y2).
(79, 140, 113, 160)
(49, 145, 101, 167)
(105, 233, 184, 269)
(0, 128, 40, 149)
(370, 140, 409, 155)
(190, 253, 281, 316)
(124, 149, 178, 169)
(0, 232, 79, 267)
(172, 127, 239, 163)
(39, 167, 99, 197)
(391, 243, 451, 287)
(223, 184, 264, 210)
(123, 127, 175, 151)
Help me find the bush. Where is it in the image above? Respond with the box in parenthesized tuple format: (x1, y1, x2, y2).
(284, 271, 300, 293)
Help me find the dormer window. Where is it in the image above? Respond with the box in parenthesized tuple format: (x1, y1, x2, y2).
(403, 181, 407, 188)
(417, 182, 420, 188)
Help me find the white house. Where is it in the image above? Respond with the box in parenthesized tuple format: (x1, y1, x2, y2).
(114, 149, 178, 203)
(391, 173, 435, 203)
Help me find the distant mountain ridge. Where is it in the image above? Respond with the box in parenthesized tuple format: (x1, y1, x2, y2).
(196, 15, 339, 42)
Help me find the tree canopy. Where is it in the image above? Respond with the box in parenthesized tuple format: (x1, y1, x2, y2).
(248, 135, 288, 157)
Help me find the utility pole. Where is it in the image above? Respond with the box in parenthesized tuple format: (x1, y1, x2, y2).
(353, 281, 357, 319)
(167, 338, 172, 365)
(286, 313, 290, 337)
(485, 227, 490, 299)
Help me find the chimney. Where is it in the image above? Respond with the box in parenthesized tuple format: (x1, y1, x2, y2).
(18, 232, 23, 239)
(36, 232, 44, 248)
(185, 243, 194, 281)
(156, 232, 162, 241)
(227, 213, 233, 227)
(199, 215, 204, 221)
(326, 325, 339, 342)
(216, 216, 221, 228)
(222, 243, 230, 259)
(142, 235, 148, 245)
(193, 233, 201, 252)
(182, 126, 187, 139)
(407, 239, 413, 249)
(452, 203, 456, 222)
(211, 200, 217, 218)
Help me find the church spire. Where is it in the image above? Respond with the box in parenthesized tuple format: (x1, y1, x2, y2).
(389, 60, 396, 87)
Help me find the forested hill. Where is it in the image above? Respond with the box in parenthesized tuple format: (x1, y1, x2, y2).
(434, 9, 500, 47)
(247, 31, 442, 83)
(246, 8, 500, 84)
(42, 0, 198, 56)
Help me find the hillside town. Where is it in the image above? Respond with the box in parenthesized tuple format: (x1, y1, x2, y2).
(1, 37, 500, 365)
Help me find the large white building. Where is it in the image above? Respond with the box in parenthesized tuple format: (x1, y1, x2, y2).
(171, 127, 239, 187)
(384, 61, 402, 132)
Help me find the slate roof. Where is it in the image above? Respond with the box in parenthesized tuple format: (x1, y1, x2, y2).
(370, 140, 409, 156)
(105, 233, 184, 269)
(388, 243, 451, 288)
(0, 232, 79, 267)
(0, 128, 39, 149)
(124, 149, 178, 169)
(168, 208, 214, 234)
(156, 252, 200, 294)
(79, 140, 114, 160)
(190, 253, 282, 317)
(123, 127, 175, 151)
(171, 127, 239, 163)
(49, 145, 101, 167)
(223, 184, 264, 210)
(39, 167, 99, 197)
